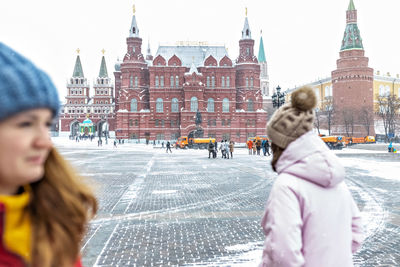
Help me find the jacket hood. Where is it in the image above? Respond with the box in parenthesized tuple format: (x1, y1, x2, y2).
(275, 131, 345, 188)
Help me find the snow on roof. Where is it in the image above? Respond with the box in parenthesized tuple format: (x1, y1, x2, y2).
(155, 45, 229, 67)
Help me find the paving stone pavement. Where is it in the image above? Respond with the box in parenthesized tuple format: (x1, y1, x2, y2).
(55, 141, 400, 267)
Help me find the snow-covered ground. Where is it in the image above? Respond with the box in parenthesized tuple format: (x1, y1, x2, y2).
(52, 137, 400, 266)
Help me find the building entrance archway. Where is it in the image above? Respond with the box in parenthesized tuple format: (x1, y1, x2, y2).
(70, 121, 80, 137)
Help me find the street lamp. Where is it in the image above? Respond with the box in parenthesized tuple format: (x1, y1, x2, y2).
(272, 85, 286, 108)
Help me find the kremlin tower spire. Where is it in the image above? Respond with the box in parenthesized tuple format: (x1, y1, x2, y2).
(341, 0, 363, 51)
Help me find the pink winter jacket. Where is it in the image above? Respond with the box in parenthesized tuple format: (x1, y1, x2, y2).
(260, 131, 364, 267)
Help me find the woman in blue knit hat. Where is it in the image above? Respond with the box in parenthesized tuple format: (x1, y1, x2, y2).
(0, 43, 97, 267)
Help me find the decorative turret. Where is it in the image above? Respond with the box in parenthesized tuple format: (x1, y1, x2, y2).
(146, 40, 153, 61)
(341, 0, 363, 51)
(72, 48, 84, 77)
(258, 31, 269, 96)
(236, 8, 257, 64)
(241, 8, 251, 40)
(123, 4, 145, 63)
(129, 4, 139, 37)
(99, 49, 109, 78)
(258, 34, 266, 63)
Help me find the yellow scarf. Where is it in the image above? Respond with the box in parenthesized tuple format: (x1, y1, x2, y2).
(0, 187, 31, 264)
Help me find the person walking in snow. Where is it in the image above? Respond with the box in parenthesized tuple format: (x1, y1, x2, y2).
(220, 140, 226, 158)
(0, 43, 97, 267)
(229, 141, 234, 159)
(208, 140, 215, 158)
(260, 86, 363, 267)
(166, 141, 172, 153)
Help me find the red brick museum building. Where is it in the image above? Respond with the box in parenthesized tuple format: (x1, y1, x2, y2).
(59, 8, 269, 142)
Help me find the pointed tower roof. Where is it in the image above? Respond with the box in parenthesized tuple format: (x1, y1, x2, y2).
(129, 4, 140, 37)
(147, 40, 151, 55)
(258, 34, 266, 63)
(341, 0, 363, 51)
(98, 54, 108, 78)
(72, 52, 84, 78)
(348, 0, 355, 11)
(241, 8, 252, 39)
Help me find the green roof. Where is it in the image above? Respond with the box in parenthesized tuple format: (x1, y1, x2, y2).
(340, 23, 363, 51)
(98, 56, 108, 78)
(72, 55, 84, 77)
(348, 0, 355, 11)
(258, 36, 266, 62)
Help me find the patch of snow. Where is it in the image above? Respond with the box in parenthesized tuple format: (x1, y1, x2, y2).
(152, 190, 177, 195)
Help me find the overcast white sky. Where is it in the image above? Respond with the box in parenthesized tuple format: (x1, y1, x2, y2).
(1, 0, 400, 100)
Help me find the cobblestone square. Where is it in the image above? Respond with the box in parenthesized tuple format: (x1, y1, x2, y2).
(55, 141, 400, 266)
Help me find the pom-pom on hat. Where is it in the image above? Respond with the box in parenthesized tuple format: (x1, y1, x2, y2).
(267, 86, 317, 149)
(0, 42, 59, 121)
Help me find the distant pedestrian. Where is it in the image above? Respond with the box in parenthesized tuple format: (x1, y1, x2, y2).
(388, 141, 393, 152)
(0, 42, 97, 267)
(208, 140, 215, 158)
(229, 141, 234, 158)
(162, 141, 164, 148)
(224, 140, 229, 159)
(166, 141, 172, 153)
(114, 140, 117, 148)
(263, 139, 270, 156)
(220, 140, 226, 158)
(247, 139, 253, 155)
(256, 138, 261, 155)
(260, 86, 363, 266)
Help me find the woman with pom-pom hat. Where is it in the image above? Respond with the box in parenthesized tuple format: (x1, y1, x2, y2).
(259, 86, 363, 267)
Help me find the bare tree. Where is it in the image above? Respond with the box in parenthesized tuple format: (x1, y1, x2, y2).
(359, 106, 372, 136)
(324, 97, 335, 135)
(314, 108, 322, 135)
(376, 93, 400, 141)
(342, 108, 355, 137)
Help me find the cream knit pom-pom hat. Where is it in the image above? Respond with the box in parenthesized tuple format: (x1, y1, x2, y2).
(267, 86, 317, 149)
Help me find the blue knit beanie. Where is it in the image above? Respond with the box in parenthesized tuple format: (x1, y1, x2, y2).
(0, 42, 60, 121)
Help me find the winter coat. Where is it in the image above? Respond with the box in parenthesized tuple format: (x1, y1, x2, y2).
(260, 131, 363, 267)
(229, 142, 234, 152)
(247, 140, 253, 149)
(208, 142, 215, 151)
(0, 188, 83, 267)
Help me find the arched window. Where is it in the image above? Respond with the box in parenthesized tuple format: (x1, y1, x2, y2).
(156, 98, 163, 113)
(190, 97, 198, 112)
(170, 76, 174, 87)
(175, 76, 179, 87)
(385, 85, 390, 96)
(221, 76, 225, 88)
(135, 76, 138, 88)
(226, 76, 230, 88)
(171, 98, 179, 112)
(325, 86, 330, 97)
(211, 76, 215, 88)
(246, 77, 249, 88)
(207, 98, 214, 112)
(160, 76, 164, 88)
(207, 76, 210, 88)
(130, 99, 138, 112)
(379, 85, 385, 96)
(247, 99, 254, 111)
(222, 98, 229, 113)
(250, 77, 254, 88)
(130, 76, 133, 87)
(155, 76, 159, 88)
